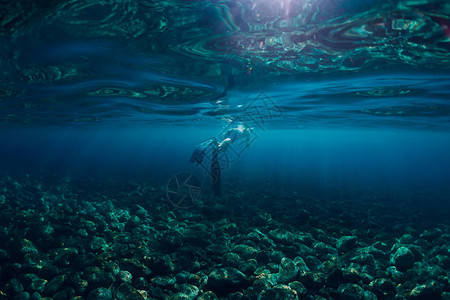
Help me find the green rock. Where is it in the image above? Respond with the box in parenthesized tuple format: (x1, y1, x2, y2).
(10, 278, 24, 293)
(151, 276, 176, 288)
(391, 247, 415, 270)
(277, 258, 298, 284)
(175, 283, 199, 300)
(54, 247, 78, 267)
(258, 284, 298, 299)
(197, 291, 218, 300)
(288, 281, 307, 296)
(336, 236, 357, 252)
(13, 292, 30, 300)
(337, 283, 365, 300)
(222, 252, 241, 268)
(239, 259, 257, 275)
(87, 287, 113, 300)
(410, 280, 443, 300)
(268, 228, 294, 245)
(206, 268, 249, 295)
(231, 244, 258, 259)
(115, 283, 144, 300)
(44, 275, 65, 296)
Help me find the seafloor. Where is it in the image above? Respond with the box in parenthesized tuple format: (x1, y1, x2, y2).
(0, 174, 449, 300)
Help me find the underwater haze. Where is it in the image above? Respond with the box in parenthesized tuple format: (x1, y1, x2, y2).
(1, 0, 450, 299)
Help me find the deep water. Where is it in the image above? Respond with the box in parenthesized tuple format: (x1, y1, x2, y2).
(1, 0, 450, 299)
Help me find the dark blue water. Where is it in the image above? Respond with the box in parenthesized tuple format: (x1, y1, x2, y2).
(1, 0, 449, 201)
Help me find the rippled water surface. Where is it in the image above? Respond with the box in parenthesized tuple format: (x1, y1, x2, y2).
(1, 0, 449, 128)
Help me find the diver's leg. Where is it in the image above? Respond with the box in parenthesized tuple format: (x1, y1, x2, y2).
(211, 148, 221, 197)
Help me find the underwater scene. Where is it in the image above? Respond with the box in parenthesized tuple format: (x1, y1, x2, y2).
(1, 0, 450, 299)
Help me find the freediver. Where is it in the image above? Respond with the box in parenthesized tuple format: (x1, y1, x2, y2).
(190, 123, 251, 197)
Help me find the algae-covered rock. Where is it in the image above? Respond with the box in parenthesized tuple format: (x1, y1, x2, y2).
(268, 228, 294, 245)
(206, 268, 249, 295)
(258, 284, 298, 299)
(277, 258, 298, 284)
(391, 246, 415, 270)
(337, 283, 365, 300)
(409, 280, 443, 300)
(336, 236, 357, 252)
(43, 275, 65, 296)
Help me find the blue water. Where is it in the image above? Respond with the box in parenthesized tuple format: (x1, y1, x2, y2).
(1, 0, 450, 204)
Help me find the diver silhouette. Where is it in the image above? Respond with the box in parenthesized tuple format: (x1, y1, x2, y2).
(190, 123, 251, 197)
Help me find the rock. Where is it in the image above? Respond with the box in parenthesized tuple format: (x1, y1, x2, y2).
(23, 253, 48, 271)
(293, 256, 310, 273)
(87, 287, 113, 300)
(13, 292, 30, 300)
(118, 271, 132, 284)
(53, 287, 75, 300)
(183, 228, 215, 247)
(10, 278, 24, 293)
(326, 268, 344, 288)
(43, 275, 65, 296)
(305, 255, 322, 271)
(277, 258, 298, 284)
(268, 229, 294, 245)
(369, 278, 396, 298)
(115, 283, 145, 300)
(88, 270, 115, 289)
(144, 255, 175, 275)
(409, 280, 443, 300)
(398, 234, 414, 244)
(336, 236, 357, 252)
(0, 248, 9, 262)
(169, 292, 190, 299)
(391, 247, 415, 270)
(267, 250, 285, 264)
(21, 274, 47, 293)
(206, 268, 249, 295)
(364, 290, 378, 300)
(231, 244, 258, 259)
(356, 246, 387, 259)
(222, 253, 242, 268)
(53, 247, 78, 267)
(197, 291, 218, 300)
(151, 276, 176, 288)
(175, 283, 199, 300)
(125, 215, 141, 229)
(73, 253, 98, 269)
(299, 271, 325, 289)
(20, 239, 38, 254)
(160, 229, 183, 248)
(89, 236, 107, 251)
(350, 254, 375, 266)
(288, 281, 307, 296)
(72, 278, 89, 295)
(419, 228, 443, 241)
(239, 259, 257, 275)
(337, 283, 365, 300)
(386, 266, 406, 282)
(342, 268, 365, 284)
(258, 284, 298, 299)
(314, 242, 338, 255)
(134, 277, 149, 290)
(434, 254, 450, 269)
(30, 291, 41, 300)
